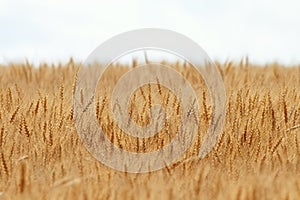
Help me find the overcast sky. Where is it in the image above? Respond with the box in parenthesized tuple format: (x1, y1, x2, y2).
(0, 0, 299, 65)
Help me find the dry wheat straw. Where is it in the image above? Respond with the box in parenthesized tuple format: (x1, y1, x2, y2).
(18, 162, 26, 193)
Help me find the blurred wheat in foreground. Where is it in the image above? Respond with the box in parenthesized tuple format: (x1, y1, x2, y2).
(0, 60, 299, 200)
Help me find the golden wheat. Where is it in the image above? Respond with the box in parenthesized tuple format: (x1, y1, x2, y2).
(0, 60, 299, 199)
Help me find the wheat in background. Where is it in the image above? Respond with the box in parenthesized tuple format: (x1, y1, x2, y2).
(0, 60, 299, 199)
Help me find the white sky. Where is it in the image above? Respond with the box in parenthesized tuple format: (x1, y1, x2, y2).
(0, 0, 299, 65)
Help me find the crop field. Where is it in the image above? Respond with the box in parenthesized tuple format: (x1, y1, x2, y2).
(0, 60, 299, 199)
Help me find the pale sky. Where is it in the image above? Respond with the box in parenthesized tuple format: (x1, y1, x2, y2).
(0, 0, 299, 65)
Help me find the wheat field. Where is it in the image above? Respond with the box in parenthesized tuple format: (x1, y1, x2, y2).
(0, 60, 299, 199)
